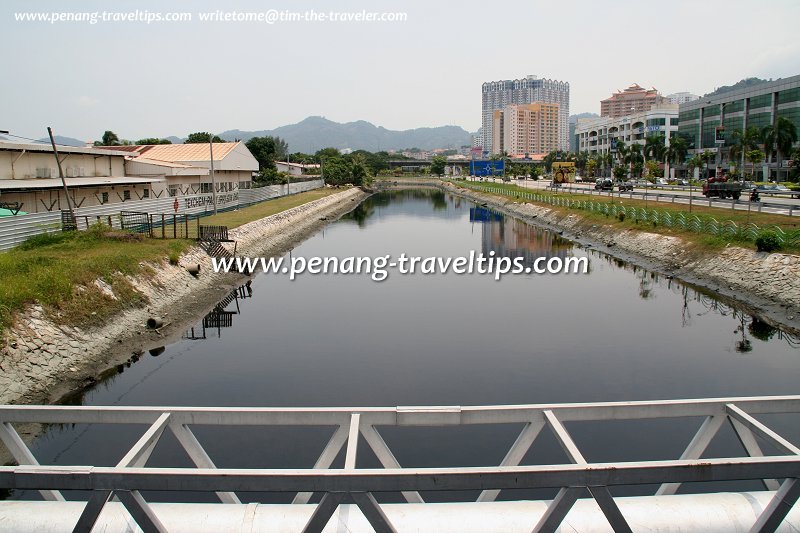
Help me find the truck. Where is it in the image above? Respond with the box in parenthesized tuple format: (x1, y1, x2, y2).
(702, 176, 745, 200)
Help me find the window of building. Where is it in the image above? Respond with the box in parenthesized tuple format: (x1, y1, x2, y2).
(101, 192, 109, 204)
(749, 94, 772, 109)
(143, 189, 150, 199)
(201, 183, 214, 194)
(778, 88, 800, 104)
(123, 190, 131, 201)
(168, 185, 179, 197)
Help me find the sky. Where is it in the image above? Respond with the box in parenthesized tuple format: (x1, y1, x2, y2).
(2, 0, 800, 143)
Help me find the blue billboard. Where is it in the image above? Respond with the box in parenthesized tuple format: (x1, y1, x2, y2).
(469, 160, 505, 177)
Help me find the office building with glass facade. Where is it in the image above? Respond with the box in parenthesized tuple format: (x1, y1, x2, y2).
(678, 75, 800, 179)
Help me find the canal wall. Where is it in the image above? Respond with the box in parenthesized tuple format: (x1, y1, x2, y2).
(438, 180, 800, 332)
(0, 186, 368, 407)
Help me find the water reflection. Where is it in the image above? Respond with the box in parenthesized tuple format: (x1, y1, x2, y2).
(183, 281, 254, 340)
(14, 188, 800, 505)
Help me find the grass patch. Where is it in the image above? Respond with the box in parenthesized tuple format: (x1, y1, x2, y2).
(0, 224, 191, 338)
(199, 188, 342, 229)
(450, 179, 800, 253)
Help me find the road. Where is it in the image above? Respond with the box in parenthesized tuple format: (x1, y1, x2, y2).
(463, 177, 800, 217)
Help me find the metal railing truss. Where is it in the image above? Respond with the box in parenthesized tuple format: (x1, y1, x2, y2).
(1, 396, 799, 532)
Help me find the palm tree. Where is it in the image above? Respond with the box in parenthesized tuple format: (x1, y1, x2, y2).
(729, 127, 761, 177)
(761, 117, 798, 178)
(624, 144, 644, 179)
(614, 140, 628, 180)
(644, 135, 666, 163)
(665, 135, 688, 179)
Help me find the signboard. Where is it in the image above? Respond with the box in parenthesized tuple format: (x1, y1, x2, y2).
(715, 126, 725, 143)
(470, 159, 505, 177)
(552, 162, 576, 184)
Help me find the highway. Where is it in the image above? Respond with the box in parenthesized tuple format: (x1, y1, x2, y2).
(464, 177, 800, 217)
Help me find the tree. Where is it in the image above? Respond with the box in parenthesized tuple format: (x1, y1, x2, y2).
(698, 150, 715, 180)
(761, 117, 798, 175)
(623, 144, 644, 179)
(644, 135, 666, 165)
(94, 130, 120, 146)
(586, 158, 598, 178)
(687, 154, 705, 180)
(320, 155, 371, 186)
(430, 155, 447, 176)
(665, 135, 688, 180)
(574, 151, 589, 174)
(245, 136, 281, 171)
(746, 149, 764, 180)
(612, 166, 626, 180)
(645, 160, 662, 178)
(315, 147, 341, 160)
(185, 132, 224, 144)
(790, 147, 800, 183)
(136, 138, 172, 145)
(729, 127, 761, 176)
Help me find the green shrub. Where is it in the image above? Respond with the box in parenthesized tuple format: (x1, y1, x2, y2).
(755, 231, 781, 252)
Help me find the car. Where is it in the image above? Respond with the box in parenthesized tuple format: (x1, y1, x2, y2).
(656, 178, 668, 186)
(618, 181, 634, 192)
(574, 176, 583, 183)
(595, 178, 614, 191)
(676, 179, 689, 186)
(774, 184, 790, 191)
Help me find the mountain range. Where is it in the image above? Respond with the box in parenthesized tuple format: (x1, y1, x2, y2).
(214, 116, 472, 152)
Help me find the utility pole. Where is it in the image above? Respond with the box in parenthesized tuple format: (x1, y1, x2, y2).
(286, 151, 291, 195)
(209, 135, 218, 215)
(47, 127, 77, 229)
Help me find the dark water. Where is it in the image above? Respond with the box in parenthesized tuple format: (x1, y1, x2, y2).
(17, 189, 800, 501)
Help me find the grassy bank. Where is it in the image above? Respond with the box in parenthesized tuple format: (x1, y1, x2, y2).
(0, 187, 347, 339)
(0, 225, 190, 338)
(199, 188, 341, 228)
(450, 179, 800, 253)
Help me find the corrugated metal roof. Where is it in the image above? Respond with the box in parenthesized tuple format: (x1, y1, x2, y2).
(136, 142, 239, 162)
(0, 177, 164, 190)
(0, 141, 137, 158)
(127, 157, 201, 169)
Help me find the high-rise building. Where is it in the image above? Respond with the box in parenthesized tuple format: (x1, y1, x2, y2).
(492, 103, 560, 157)
(575, 103, 679, 157)
(678, 74, 800, 180)
(481, 75, 569, 153)
(601, 84, 668, 118)
(666, 92, 700, 105)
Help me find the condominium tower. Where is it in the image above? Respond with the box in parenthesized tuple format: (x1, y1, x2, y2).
(481, 75, 570, 153)
(601, 84, 668, 118)
(492, 103, 560, 157)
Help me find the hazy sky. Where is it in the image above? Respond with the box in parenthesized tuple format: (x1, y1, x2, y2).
(3, 0, 799, 143)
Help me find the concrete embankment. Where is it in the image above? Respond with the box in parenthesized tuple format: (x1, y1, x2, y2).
(434, 180, 800, 331)
(0, 186, 367, 406)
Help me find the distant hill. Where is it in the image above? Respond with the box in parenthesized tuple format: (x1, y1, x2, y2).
(704, 77, 772, 97)
(569, 112, 599, 124)
(213, 116, 472, 152)
(35, 135, 86, 147)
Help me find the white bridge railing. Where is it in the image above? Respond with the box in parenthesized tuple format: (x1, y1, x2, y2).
(1, 396, 799, 532)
